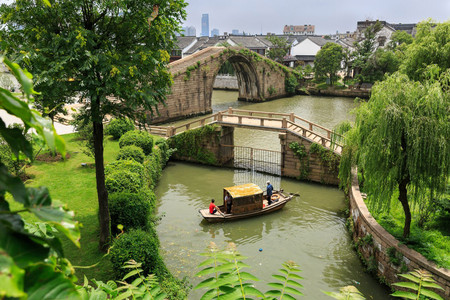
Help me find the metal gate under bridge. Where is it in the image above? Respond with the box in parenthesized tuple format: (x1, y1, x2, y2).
(220, 144, 281, 176)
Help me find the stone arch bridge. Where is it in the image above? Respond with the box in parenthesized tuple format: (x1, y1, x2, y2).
(148, 47, 296, 124)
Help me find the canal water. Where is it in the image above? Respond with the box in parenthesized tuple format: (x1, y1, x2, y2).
(155, 91, 392, 299)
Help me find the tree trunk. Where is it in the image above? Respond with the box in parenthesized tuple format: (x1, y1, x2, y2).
(399, 130, 411, 238)
(398, 175, 411, 238)
(92, 100, 110, 252)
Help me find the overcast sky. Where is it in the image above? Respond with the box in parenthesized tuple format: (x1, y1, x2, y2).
(182, 0, 450, 35)
(0, 0, 448, 35)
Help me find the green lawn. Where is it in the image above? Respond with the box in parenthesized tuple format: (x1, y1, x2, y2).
(366, 193, 450, 269)
(24, 133, 120, 282)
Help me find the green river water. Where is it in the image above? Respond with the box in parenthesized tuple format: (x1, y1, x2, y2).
(156, 91, 392, 299)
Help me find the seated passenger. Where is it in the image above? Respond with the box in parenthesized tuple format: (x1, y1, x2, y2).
(209, 199, 221, 215)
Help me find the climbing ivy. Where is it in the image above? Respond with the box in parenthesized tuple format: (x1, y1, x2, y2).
(285, 73, 298, 95)
(267, 86, 277, 96)
(309, 143, 340, 173)
(168, 124, 220, 165)
(289, 142, 310, 180)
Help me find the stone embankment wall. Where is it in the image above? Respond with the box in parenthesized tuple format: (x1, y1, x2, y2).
(279, 132, 340, 185)
(170, 126, 234, 166)
(302, 87, 370, 99)
(213, 75, 238, 90)
(349, 169, 450, 298)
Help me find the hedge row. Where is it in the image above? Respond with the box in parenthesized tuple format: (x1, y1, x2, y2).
(105, 127, 172, 280)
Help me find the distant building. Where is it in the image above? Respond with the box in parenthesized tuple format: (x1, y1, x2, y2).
(231, 29, 240, 35)
(201, 14, 209, 37)
(283, 25, 315, 35)
(182, 26, 196, 37)
(211, 28, 219, 37)
(355, 20, 416, 48)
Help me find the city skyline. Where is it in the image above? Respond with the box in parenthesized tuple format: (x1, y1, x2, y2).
(182, 0, 450, 35)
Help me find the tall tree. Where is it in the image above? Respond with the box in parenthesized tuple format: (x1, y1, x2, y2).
(400, 20, 450, 82)
(266, 35, 291, 63)
(0, 0, 186, 250)
(313, 42, 344, 85)
(352, 21, 382, 84)
(339, 72, 450, 237)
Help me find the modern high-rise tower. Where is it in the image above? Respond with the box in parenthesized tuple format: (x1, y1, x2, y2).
(201, 14, 209, 37)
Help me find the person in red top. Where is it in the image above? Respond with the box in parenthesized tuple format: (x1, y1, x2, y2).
(209, 199, 221, 214)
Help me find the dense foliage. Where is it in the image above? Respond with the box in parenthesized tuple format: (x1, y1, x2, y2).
(109, 191, 153, 235)
(0, 57, 80, 299)
(168, 124, 219, 165)
(266, 35, 291, 63)
(110, 229, 167, 280)
(339, 72, 449, 237)
(314, 42, 344, 85)
(0, 0, 187, 249)
(116, 145, 145, 164)
(401, 20, 450, 81)
(105, 169, 144, 194)
(105, 118, 135, 140)
(119, 130, 154, 155)
(105, 159, 145, 177)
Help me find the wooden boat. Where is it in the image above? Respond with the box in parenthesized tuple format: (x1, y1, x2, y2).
(199, 183, 293, 222)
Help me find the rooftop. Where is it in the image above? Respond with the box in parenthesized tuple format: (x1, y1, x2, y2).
(224, 183, 263, 198)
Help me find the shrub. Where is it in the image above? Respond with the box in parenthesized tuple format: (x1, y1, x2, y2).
(105, 118, 135, 140)
(116, 145, 145, 164)
(0, 143, 22, 176)
(145, 147, 162, 189)
(154, 137, 173, 166)
(105, 170, 143, 194)
(109, 191, 153, 235)
(110, 228, 168, 280)
(105, 159, 144, 176)
(119, 130, 154, 155)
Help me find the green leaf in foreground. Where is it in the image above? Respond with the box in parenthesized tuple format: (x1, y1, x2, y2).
(0, 254, 26, 298)
(24, 263, 80, 300)
(323, 285, 366, 299)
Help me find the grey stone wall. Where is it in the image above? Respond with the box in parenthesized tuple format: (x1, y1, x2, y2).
(213, 75, 238, 90)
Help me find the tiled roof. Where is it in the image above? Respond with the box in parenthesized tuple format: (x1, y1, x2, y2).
(307, 36, 330, 47)
(174, 36, 197, 50)
(294, 55, 316, 61)
(183, 37, 209, 55)
(228, 36, 270, 49)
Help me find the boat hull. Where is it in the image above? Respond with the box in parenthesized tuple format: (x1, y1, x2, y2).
(199, 192, 292, 223)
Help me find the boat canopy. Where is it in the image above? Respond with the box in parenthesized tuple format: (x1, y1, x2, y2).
(224, 183, 263, 199)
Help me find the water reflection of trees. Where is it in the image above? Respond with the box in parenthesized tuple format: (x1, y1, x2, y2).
(199, 214, 277, 246)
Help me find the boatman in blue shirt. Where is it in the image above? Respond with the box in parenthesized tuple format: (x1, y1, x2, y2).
(266, 180, 273, 205)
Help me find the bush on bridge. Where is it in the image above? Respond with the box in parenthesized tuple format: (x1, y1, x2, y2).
(119, 130, 154, 155)
(168, 124, 219, 165)
(116, 145, 145, 164)
(105, 118, 135, 140)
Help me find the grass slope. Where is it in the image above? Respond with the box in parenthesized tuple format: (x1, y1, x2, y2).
(25, 133, 120, 282)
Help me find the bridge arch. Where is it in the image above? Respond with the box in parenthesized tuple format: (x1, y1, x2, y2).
(218, 54, 261, 101)
(148, 47, 296, 124)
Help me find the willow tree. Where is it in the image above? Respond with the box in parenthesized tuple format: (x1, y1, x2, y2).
(0, 0, 186, 250)
(339, 71, 450, 237)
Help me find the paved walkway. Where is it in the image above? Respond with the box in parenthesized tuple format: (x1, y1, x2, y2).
(0, 110, 75, 135)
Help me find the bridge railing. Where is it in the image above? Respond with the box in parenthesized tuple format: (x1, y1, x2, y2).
(166, 113, 220, 137)
(224, 107, 343, 141)
(144, 107, 343, 153)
